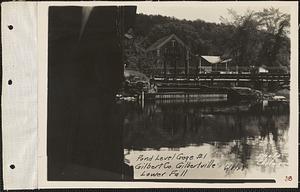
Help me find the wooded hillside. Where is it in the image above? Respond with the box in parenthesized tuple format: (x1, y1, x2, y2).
(128, 8, 290, 73)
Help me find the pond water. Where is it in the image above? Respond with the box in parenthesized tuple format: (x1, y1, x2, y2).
(121, 101, 289, 179)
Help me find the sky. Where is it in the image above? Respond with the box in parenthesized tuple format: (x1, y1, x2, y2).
(136, 3, 291, 23)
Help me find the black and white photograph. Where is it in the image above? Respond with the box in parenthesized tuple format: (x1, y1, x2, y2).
(2, 1, 298, 190)
(44, 1, 297, 187)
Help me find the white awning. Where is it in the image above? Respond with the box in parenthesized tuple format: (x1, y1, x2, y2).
(221, 58, 232, 63)
(201, 56, 221, 64)
(201, 56, 232, 64)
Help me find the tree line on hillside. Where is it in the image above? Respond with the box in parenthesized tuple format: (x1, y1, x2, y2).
(127, 8, 290, 73)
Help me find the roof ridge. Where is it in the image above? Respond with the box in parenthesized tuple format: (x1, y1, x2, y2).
(146, 33, 188, 51)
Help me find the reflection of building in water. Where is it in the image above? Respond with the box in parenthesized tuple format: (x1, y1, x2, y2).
(122, 102, 289, 172)
(123, 102, 289, 147)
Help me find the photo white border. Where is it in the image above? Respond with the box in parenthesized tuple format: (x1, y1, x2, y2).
(34, 1, 298, 189)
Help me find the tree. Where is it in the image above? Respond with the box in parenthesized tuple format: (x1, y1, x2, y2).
(130, 10, 290, 73)
(255, 8, 290, 35)
(221, 8, 290, 71)
(221, 9, 262, 68)
(255, 8, 290, 70)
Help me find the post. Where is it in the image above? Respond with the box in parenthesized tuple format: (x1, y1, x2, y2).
(186, 50, 189, 76)
(163, 60, 166, 79)
(141, 91, 144, 109)
(199, 57, 202, 74)
(174, 58, 177, 78)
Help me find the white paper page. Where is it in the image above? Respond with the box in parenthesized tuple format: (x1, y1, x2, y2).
(1, 2, 38, 190)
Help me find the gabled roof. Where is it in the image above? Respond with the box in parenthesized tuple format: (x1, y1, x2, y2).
(147, 34, 188, 51)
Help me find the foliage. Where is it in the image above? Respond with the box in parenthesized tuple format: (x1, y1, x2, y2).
(221, 8, 290, 70)
(129, 8, 290, 73)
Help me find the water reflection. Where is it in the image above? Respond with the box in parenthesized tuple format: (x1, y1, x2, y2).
(122, 101, 289, 177)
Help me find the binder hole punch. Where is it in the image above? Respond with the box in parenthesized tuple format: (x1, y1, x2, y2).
(8, 25, 13, 30)
(10, 164, 15, 169)
(8, 80, 12, 85)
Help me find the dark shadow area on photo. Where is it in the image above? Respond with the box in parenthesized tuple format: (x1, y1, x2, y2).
(47, 6, 136, 181)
